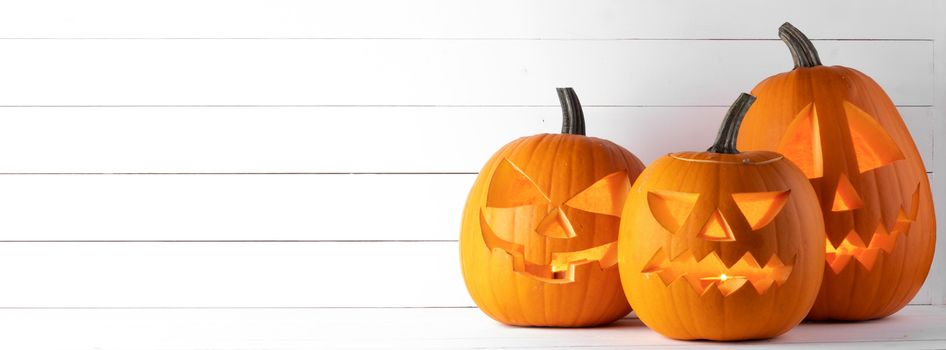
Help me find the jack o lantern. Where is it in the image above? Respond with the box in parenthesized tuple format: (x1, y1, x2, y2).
(618, 93, 825, 340)
(460, 88, 645, 327)
(737, 23, 935, 321)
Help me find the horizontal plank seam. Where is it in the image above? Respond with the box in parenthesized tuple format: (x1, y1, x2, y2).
(0, 306, 478, 309)
(0, 38, 932, 41)
(0, 306, 936, 310)
(0, 172, 931, 175)
(0, 105, 932, 108)
(500, 339, 946, 348)
(0, 240, 460, 243)
(769, 339, 946, 345)
(0, 172, 479, 175)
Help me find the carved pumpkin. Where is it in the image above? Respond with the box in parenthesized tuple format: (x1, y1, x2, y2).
(460, 88, 645, 326)
(737, 23, 936, 321)
(618, 94, 825, 340)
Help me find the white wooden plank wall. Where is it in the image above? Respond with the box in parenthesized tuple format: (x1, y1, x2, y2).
(0, 0, 940, 308)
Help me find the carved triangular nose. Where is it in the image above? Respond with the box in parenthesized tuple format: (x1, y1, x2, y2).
(832, 174, 864, 212)
(536, 207, 577, 238)
(698, 209, 735, 241)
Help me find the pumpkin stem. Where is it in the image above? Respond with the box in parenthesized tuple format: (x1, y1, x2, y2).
(557, 87, 586, 135)
(779, 22, 822, 68)
(708, 93, 756, 154)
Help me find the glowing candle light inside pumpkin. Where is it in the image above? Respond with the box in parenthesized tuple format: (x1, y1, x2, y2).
(698, 273, 745, 282)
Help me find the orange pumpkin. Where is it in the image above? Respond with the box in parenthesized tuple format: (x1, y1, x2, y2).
(460, 88, 645, 326)
(737, 23, 935, 321)
(619, 93, 825, 340)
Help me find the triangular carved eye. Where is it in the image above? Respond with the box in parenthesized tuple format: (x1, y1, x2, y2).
(487, 159, 550, 208)
(648, 190, 700, 233)
(565, 171, 631, 217)
(843, 101, 905, 173)
(732, 190, 791, 230)
(777, 103, 823, 179)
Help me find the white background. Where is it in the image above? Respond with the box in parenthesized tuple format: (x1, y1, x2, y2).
(0, 0, 942, 309)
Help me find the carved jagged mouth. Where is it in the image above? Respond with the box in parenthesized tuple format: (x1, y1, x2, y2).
(479, 211, 618, 284)
(824, 186, 919, 274)
(641, 249, 794, 296)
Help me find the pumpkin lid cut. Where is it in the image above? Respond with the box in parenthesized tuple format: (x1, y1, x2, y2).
(672, 93, 782, 165)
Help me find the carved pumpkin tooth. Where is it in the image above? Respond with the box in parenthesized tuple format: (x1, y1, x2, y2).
(718, 249, 749, 270)
(640, 247, 793, 297)
(869, 225, 898, 254)
(698, 252, 726, 271)
(741, 252, 763, 269)
(717, 278, 749, 297)
(892, 209, 912, 235)
(685, 274, 717, 296)
(892, 184, 921, 236)
(767, 256, 795, 286)
(825, 226, 906, 273)
(855, 248, 882, 271)
(828, 254, 853, 275)
(749, 278, 775, 295)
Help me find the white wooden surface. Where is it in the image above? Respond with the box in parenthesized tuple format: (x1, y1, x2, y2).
(0, 174, 934, 242)
(0, 106, 932, 173)
(0, 242, 467, 307)
(0, 0, 933, 39)
(932, 0, 946, 307)
(0, 40, 931, 106)
(0, 175, 472, 241)
(0, 306, 942, 350)
(0, 0, 940, 315)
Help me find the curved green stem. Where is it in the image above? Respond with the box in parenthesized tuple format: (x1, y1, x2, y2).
(779, 22, 822, 68)
(707, 93, 756, 154)
(556, 87, 586, 135)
